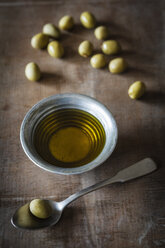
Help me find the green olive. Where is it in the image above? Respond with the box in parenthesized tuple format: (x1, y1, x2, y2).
(43, 23, 61, 39)
(128, 81, 146, 99)
(102, 40, 121, 55)
(78, 40, 93, 57)
(90, 54, 106, 68)
(47, 41, 64, 58)
(80, 11, 96, 29)
(109, 57, 127, 74)
(59, 15, 74, 30)
(29, 199, 52, 219)
(94, 26, 109, 40)
(25, 62, 41, 81)
(31, 33, 49, 49)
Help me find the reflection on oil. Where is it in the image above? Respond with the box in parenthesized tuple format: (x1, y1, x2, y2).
(34, 108, 106, 168)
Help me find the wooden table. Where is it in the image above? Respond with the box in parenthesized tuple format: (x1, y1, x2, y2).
(0, 0, 165, 247)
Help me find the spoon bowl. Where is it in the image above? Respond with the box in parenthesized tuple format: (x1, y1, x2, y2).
(11, 201, 63, 230)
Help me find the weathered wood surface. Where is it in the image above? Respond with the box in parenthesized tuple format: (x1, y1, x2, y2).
(0, 0, 165, 247)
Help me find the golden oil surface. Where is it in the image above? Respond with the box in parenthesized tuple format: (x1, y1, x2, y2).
(34, 109, 105, 168)
(49, 127, 90, 163)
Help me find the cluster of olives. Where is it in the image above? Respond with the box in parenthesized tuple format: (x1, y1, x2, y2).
(25, 15, 74, 82)
(78, 12, 146, 99)
(25, 11, 145, 100)
(78, 14, 127, 73)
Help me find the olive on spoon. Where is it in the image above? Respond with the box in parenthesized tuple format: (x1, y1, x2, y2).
(11, 158, 156, 230)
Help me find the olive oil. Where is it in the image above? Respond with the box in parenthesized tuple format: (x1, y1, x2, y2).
(49, 127, 90, 163)
(34, 109, 105, 168)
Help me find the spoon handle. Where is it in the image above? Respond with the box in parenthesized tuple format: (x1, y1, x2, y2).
(61, 158, 156, 207)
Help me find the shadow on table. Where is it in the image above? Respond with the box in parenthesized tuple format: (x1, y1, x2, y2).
(47, 204, 91, 246)
(98, 20, 133, 43)
(91, 122, 164, 181)
(58, 24, 90, 62)
(40, 72, 65, 86)
(140, 90, 165, 106)
(71, 23, 89, 36)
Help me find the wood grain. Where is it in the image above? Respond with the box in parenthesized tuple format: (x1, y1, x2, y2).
(0, 0, 165, 247)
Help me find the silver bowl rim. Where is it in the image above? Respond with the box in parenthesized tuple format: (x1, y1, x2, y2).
(20, 93, 118, 175)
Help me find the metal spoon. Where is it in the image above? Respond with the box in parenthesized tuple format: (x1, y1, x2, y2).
(11, 158, 156, 230)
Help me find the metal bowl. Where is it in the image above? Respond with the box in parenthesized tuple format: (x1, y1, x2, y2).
(20, 93, 118, 175)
